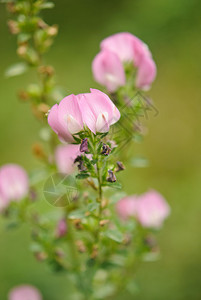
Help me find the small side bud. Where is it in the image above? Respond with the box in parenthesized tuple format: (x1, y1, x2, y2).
(74, 155, 87, 171)
(99, 219, 109, 227)
(107, 170, 116, 182)
(76, 240, 86, 253)
(47, 25, 58, 36)
(7, 20, 19, 34)
(101, 143, 111, 155)
(116, 161, 125, 172)
(80, 138, 89, 153)
(56, 219, 67, 238)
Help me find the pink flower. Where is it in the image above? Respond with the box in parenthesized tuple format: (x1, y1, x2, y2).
(55, 144, 81, 174)
(48, 89, 120, 141)
(116, 190, 170, 228)
(136, 190, 170, 228)
(116, 196, 138, 220)
(56, 218, 67, 238)
(9, 285, 42, 300)
(0, 191, 9, 211)
(0, 164, 29, 206)
(92, 32, 156, 91)
(92, 50, 126, 92)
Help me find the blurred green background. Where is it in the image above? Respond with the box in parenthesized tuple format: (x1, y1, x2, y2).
(0, 0, 201, 299)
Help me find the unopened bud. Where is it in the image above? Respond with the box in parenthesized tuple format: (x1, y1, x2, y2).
(34, 252, 47, 261)
(56, 219, 67, 238)
(32, 143, 46, 160)
(73, 219, 83, 230)
(101, 143, 111, 155)
(6, 3, 16, 13)
(17, 45, 27, 56)
(91, 245, 98, 259)
(116, 161, 125, 172)
(76, 240, 86, 253)
(47, 25, 58, 36)
(7, 20, 19, 34)
(18, 90, 29, 102)
(38, 103, 50, 114)
(106, 170, 116, 182)
(99, 219, 109, 226)
(38, 65, 54, 76)
(80, 138, 89, 153)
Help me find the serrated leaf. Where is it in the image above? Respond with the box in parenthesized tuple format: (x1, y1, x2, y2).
(104, 229, 124, 243)
(5, 62, 28, 78)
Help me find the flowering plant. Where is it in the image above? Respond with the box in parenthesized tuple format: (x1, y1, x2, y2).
(1, 1, 170, 299)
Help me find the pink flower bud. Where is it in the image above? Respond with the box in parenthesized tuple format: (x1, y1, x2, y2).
(56, 218, 67, 238)
(136, 190, 170, 228)
(116, 196, 138, 220)
(48, 89, 120, 141)
(0, 164, 29, 207)
(9, 285, 42, 300)
(55, 144, 81, 174)
(93, 32, 156, 91)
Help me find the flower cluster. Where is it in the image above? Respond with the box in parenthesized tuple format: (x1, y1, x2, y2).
(2, 3, 171, 297)
(92, 32, 156, 92)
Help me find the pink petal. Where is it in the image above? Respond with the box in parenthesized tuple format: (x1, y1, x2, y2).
(9, 285, 42, 300)
(135, 56, 157, 90)
(58, 94, 83, 134)
(136, 190, 170, 228)
(92, 50, 126, 92)
(101, 32, 136, 62)
(48, 104, 73, 143)
(0, 164, 29, 202)
(116, 196, 138, 220)
(55, 144, 81, 174)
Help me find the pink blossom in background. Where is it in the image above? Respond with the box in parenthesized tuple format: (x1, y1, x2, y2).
(116, 196, 138, 220)
(9, 285, 42, 300)
(101, 32, 138, 62)
(136, 190, 170, 228)
(48, 89, 120, 141)
(117, 190, 170, 228)
(55, 144, 81, 174)
(0, 191, 9, 211)
(0, 164, 29, 206)
(92, 32, 156, 91)
(92, 50, 126, 92)
(56, 218, 68, 238)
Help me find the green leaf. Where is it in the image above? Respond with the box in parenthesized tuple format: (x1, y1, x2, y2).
(87, 202, 99, 212)
(68, 209, 85, 220)
(93, 284, 116, 299)
(104, 229, 124, 243)
(5, 62, 28, 78)
(103, 181, 122, 190)
(130, 156, 149, 168)
(109, 192, 127, 204)
(40, 2, 55, 9)
(76, 173, 90, 180)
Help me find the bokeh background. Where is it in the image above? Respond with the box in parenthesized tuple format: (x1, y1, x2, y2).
(0, 0, 201, 299)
